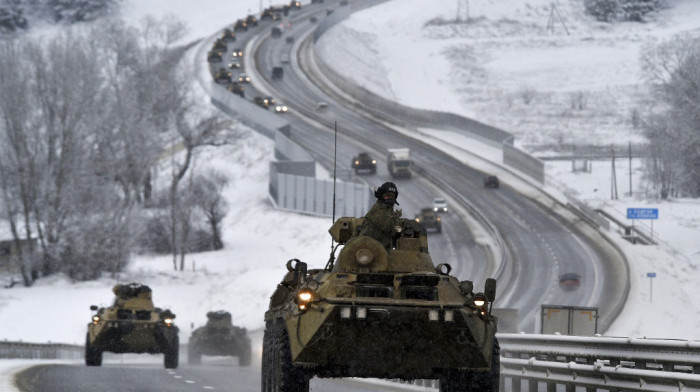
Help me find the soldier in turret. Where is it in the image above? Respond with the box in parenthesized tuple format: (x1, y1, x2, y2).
(359, 182, 402, 251)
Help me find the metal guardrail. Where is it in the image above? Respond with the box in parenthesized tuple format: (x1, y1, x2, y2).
(499, 333, 700, 391)
(6, 334, 700, 392)
(0, 341, 83, 360)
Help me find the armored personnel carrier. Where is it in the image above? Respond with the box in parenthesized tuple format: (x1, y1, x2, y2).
(207, 50, 222, 63)
(415, 207, 442, 233)
(227, 82, 245, 98)
(86, 283, 179, 368)
(351, 152, 377, 174)
(188, 310, 251, 366)
(220, 28, 236, 42)
(262, 216, 499, 391)
(214, 68, 232, 84)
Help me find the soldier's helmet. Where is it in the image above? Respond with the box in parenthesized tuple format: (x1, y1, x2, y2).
(374, 182, 399, 206)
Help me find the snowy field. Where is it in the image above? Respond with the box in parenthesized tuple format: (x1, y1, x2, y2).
(1, 0, 700, 371)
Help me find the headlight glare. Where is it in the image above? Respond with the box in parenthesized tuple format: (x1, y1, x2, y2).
(298, 291, 312, 302)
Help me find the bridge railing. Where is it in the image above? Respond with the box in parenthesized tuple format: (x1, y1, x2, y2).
(0, 341, 82, 360)
(499, 333, 700, 391)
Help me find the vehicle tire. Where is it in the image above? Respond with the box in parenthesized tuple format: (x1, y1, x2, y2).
(187, 345, 201, 365)
(164, 335, 179, 369)
(439, 369, 471, 392)
(85, 332, 102, 367)
(471, 338, 500, 392)
(239, 341, 252, 367)
(262, 323, 272, 392)
(263, 320, 309, 392)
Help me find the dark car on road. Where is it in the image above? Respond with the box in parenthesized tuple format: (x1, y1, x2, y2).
(271, 66, 284, 80)
(484, 175, 500, 188)
(559, 273, 581, 290)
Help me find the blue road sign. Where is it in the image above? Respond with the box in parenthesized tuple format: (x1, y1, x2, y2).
(627, 208, 658, 220)
(647, 272, 656, 278)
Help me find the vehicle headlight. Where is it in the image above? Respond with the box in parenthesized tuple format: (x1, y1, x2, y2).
(372, 160, 377, 164)
(164, 318, 174, 327)
(434, 207, 438, 211)
(92, 315, 100, 324)
(297, 288, 315, 311)
(473, 293, 487, 309)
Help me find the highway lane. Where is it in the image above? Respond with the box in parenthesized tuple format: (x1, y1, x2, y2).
(14, 360, 419, 392)
(246, 0, 619, 334)
(14, 329, 424, 392)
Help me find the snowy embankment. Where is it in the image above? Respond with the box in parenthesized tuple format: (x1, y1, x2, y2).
(315, 0, 700, 338)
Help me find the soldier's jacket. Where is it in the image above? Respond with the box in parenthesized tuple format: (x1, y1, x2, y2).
(359, 200, 401, 251)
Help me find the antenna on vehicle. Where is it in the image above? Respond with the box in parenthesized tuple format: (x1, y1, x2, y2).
(325, 122, 340, 271)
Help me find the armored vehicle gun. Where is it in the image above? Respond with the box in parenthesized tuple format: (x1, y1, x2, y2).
(415, 207, 442, 233)
(86, 283, 179, 368)
(262, 216, 499, 391)
(188, 310, 251, 366)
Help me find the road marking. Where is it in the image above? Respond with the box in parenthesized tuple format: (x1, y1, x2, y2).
(174, 375, 182, 379)
(186, 380, 195, 384)
(202, 387, 215, 390)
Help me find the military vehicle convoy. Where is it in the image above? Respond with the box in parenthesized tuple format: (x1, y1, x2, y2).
(86, 283, 179, 369)
(262, 216, 499, 391)
(188, 310, 252, 366)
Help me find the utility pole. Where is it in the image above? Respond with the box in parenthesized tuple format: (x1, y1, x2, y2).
(628, 142, 633, 197)
(457, 0, 469, 22)
(611, 147, 618, 200)
(547, 3, 570, 35)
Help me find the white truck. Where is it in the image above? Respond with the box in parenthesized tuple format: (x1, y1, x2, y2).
(387, 148, 412, 178)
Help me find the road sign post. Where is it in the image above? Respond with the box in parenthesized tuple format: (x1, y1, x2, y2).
(647, 272, 656, 303)
(627, 208, 659, 240)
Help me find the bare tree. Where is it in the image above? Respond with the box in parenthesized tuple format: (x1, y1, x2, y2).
(192, 169, 230, 250)
(641, 34, 700, 197)
(0, 39, 42, 285)
(168, 111, 234, 271)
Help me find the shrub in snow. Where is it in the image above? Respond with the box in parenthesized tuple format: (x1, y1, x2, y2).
(585, 0, 661, 23)
(0, 0, 27, 34)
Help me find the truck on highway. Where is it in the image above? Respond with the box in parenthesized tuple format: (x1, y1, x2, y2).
(387, 148, 412, 178)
